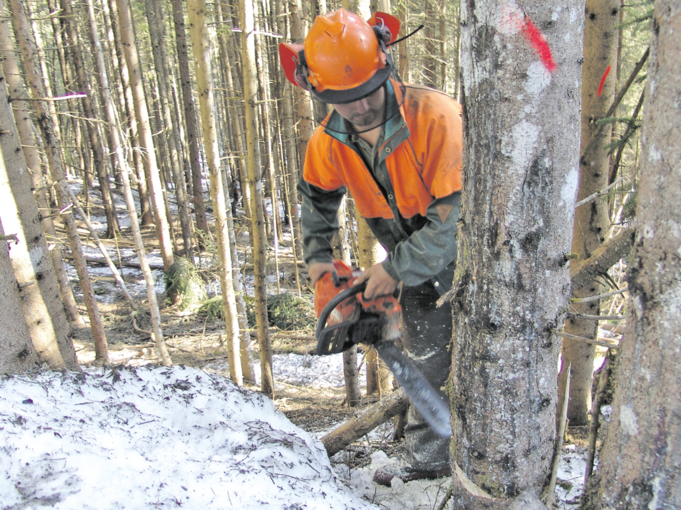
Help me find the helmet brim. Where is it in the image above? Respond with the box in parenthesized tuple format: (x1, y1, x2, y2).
(310, 65, 392, 104)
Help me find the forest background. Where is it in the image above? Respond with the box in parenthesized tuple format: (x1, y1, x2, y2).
(0, 0, 678, 507)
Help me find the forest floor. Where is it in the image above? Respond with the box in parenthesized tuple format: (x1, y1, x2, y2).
(62, 181, 596, 507)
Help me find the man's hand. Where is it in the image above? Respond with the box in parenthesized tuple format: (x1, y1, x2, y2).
(352, 263, 398, 300)
(308, 262, 337, 288)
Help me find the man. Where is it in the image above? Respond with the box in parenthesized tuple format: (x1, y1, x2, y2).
(280, 9, 463, 485)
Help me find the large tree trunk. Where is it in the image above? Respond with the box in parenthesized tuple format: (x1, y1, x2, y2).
(584, 0, 681, 506)
(0, 11, 82, 327)
(241, 0, 274, 398)
(7, 0, 109, 364)
(188, 0, 242, 386)
(115, 0, 174, 272)
(0, 222, 39, 374)
(0, 71, 74, 369)
(170, 0, 208, 241)
(451, 0, 582, 505)
(558, 0, 620, 427)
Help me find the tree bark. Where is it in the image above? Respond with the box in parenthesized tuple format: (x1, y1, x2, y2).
(241, 0, 274, 397)
(0, 224, 39, 374)
(188, 0, 242, 386)
(584, 0, 681, 506)
(558, 0, 621, 427)
(114, 0, 174, 272)
(0, 11, 82, 327)
(0, 68, 75, 369)
(451, 0, 582, 504)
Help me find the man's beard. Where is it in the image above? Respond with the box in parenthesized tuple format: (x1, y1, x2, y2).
(350, 108, 383, 128)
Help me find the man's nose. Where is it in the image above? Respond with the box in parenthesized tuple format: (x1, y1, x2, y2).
(354, 98, 370, 112)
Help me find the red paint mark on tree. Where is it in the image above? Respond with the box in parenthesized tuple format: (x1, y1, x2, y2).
(522, 19, 557, 73)
(598, 65, 611, 96)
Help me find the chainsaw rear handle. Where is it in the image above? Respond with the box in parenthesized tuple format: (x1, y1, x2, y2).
(314, 282, 367, 355)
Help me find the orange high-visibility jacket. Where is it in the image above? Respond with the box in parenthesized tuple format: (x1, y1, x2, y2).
(299, 80, 463, 290)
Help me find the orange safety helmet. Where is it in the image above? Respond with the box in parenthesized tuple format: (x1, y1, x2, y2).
(279, 10, 400, 104)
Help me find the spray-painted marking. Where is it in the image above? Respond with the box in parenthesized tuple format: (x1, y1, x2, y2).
(498, 2, 557, 73)
(598, 65, 611, 96)
(522, 19, 556, 72)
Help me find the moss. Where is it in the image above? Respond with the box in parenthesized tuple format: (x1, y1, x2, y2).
(164, 258, 207, 311)
(198, 293, 315, 331)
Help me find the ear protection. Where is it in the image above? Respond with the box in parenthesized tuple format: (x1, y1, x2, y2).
(279, 11, 401, 92)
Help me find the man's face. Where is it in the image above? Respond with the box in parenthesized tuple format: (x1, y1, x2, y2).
(330, 86, 386, 129)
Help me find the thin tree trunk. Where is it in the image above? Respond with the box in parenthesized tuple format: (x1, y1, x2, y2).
(143, 0, 193, 259)
(241, 0, 274, 397)
(584, 1, 681, 506)
(451, 0, 582, 504)
(85, 0, 171, 367)
(170, 0, 208, 242)
(7, 0, 109, 364)
(188, 0, 242, 386)
(114, 0, 174, 272)
(60, 0, 119, 239)
(558, 0, 620, 427)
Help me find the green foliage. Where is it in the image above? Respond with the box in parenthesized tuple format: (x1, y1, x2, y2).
(164, 258, 207, 311)
(197, 293, 315, 332)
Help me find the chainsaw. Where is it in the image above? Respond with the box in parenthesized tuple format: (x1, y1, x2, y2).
(314, 260, 452, 437)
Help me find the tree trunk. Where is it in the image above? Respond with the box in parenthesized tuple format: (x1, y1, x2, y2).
(558, 0, 620, 427)
(144, 0, 194, 259)
(356, 212, 392, 397)
(0, 69, 75, 369)
(584, 1, 681, 506)
(106, 0, 153, 227)
(241, 0, 274, 398)
(332, 196, 361, 407)
(60, 0, 119, 240)
(0, 223, 39, 374)
(0, 12, 82, 327)
(170, 0, 208, 241)
(188, 0, 242, 386)
(451, 0, 582, 505)
(115, 0, 174, 272)
(7, 0, 109, 364)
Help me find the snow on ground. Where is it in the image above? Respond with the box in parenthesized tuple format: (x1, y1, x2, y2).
(1, 353, 590, 510)
(0, 365, 376, 510)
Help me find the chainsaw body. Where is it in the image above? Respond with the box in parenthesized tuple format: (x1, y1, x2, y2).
(314, 260, 401, 356)
(313, 260, 452, 437)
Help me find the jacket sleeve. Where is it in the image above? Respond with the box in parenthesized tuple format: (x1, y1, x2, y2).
(297, 175, 346, 265)
(382, 191, 461, 287)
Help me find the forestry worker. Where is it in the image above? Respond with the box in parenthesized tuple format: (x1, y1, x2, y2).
(279, 9, 463, 486)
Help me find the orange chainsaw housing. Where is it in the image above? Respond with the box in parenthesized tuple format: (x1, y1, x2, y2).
(314, 260, 401, 355)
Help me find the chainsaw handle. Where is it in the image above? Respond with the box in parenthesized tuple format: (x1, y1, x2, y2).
(315, 281, 367, 337)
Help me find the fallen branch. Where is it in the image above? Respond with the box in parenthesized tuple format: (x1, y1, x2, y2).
(571, 288, 628, 304)
(321, 388, 408, 456)
(567, 313, 626, 321)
